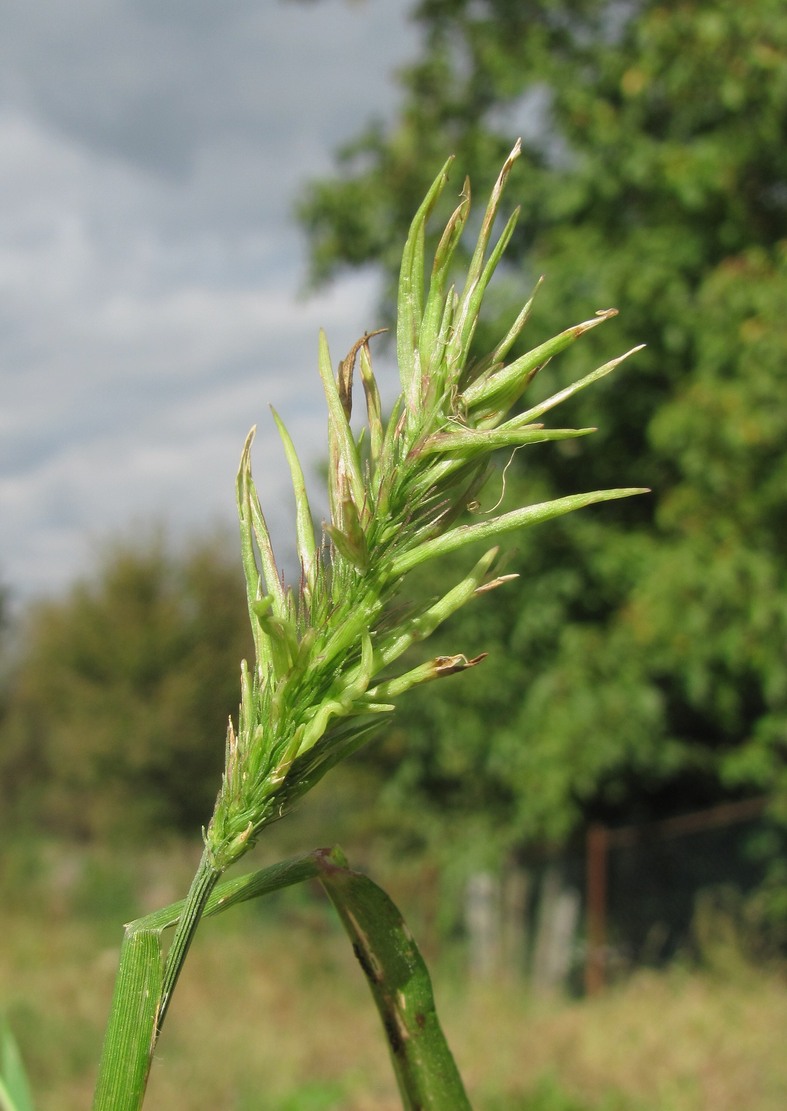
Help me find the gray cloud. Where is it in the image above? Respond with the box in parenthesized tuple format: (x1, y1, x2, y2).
(1, 0, 417, 603)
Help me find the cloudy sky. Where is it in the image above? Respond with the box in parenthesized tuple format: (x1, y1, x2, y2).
(1, 0, 419, 606)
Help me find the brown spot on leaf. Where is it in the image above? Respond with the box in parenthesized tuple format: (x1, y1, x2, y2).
(352, 942, 382, 985)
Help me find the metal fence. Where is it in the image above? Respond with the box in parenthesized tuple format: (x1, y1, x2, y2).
(462, 797, 775, 992)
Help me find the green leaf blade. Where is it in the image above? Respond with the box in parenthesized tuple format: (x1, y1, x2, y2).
(462, 310, 620, 417)
(316, 855, 472, 1111)
(91, 929, 163, 1111)
(397, 156, 454, 409)
(318, 330, 367, 527)
(0, 1016, 34, 1111)
(271, 406, 317, 586)
(389, 488, 650, 577)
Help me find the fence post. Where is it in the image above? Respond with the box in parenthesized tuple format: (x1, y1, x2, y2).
(531, 865, 580, 993)
(585, 823, 608, 995)
(465, 871, 499, 978)
(501, 864, 530, 977)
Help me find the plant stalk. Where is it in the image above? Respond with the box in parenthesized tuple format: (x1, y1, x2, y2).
(154, 848, 221, 1040)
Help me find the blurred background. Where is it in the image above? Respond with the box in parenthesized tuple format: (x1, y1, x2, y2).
(2, 1, 787, 1109)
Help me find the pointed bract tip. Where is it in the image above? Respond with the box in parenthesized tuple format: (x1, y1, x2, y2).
(475, 573, 520, 595)
(434, 652, 488, 677)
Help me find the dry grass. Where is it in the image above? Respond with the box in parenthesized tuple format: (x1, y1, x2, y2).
(2, 841, 786, 1110)
(441, 968, 787, 1111)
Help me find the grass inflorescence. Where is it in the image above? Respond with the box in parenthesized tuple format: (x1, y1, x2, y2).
(206, 141, 646, 875)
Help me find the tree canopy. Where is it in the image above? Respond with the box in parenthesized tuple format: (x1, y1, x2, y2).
(298, 0, 787, 853)
(0, 532, 252, 840)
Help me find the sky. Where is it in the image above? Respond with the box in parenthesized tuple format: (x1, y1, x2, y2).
(0, 0, 419, 607)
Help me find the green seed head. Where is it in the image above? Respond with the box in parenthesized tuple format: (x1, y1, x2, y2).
(205, 143, 646, 872)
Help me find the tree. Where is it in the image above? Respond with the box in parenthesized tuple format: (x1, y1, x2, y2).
(0, 531, 252, 839)
(298, 0, 787, 853)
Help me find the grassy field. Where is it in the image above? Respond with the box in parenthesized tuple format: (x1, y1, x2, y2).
(2, 839, 786, 1111)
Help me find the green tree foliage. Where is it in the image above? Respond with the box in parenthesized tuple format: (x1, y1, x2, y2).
(298, 0, 787, 848)
(0, 532, 252, 840)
